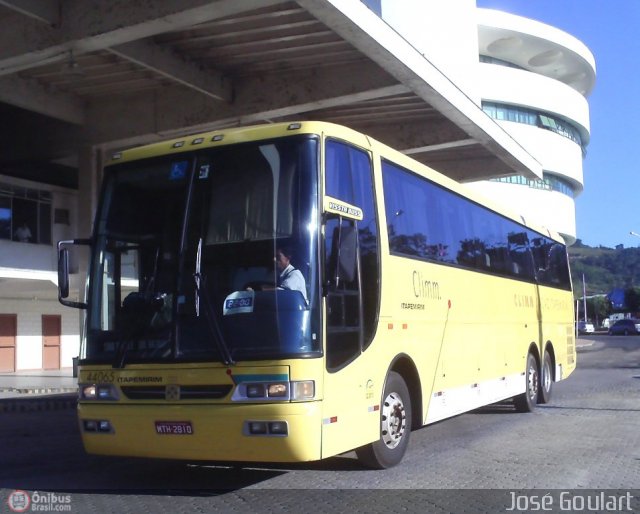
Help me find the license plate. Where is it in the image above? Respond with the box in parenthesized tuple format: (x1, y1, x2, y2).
(155, 421, 194, 435)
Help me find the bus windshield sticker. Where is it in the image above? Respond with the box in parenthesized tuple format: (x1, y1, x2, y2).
(324, 196, 364, 221)
(198, 164, 210, 179)
(223, 290, 255, 316)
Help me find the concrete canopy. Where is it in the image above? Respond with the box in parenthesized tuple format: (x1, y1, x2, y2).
(0, 0, 541, 182)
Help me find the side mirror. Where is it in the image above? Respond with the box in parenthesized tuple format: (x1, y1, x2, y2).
(57, 239, 90, 309)
(58, 248, 70, 299)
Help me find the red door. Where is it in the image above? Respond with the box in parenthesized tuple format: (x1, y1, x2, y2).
(0, 315, 17, 372)
(42, 315, 61, 370)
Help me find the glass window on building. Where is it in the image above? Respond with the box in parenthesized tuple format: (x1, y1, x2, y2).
(482, 101, 584, 152)
(0, 182, 52, 244)
(0, 197, 11, 240)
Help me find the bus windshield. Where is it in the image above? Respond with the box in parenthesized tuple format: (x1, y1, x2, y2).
(85, 136, 320, 365)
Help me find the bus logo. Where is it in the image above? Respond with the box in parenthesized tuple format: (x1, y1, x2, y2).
(165, 385, 180, 401)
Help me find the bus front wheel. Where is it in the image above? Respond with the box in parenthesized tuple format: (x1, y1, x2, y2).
(356, 371, 411, 469)
(514, 352, 539, 413)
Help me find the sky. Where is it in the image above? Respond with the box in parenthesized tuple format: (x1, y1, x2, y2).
(476, 0, 640, 248)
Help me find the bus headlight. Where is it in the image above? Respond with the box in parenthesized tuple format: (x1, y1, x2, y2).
(246, 384, 266, 398)
(244, 420, 289, 437)
(82, 419, 114, 433)
(233, 380, 315, 401)
(246, 382, 288, 398)
(80, 383, 119, 401)
(267, 383, 288, 397)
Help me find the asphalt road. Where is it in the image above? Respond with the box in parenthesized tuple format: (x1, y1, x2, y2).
(1, 335, 639, 513)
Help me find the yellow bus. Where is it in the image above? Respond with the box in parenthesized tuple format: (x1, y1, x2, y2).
(58, 121, 575, 469)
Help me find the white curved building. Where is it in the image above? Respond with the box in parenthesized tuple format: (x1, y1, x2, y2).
(467, 8, 596, 245)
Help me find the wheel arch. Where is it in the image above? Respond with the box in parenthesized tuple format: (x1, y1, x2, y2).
(543, 341, 556, 381)
(528, 341, 541, 367)
(388, 353, 423, 430)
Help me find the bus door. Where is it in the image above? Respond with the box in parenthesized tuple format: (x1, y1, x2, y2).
(320, 139, 381, 458)
(321, 213, 377, 457)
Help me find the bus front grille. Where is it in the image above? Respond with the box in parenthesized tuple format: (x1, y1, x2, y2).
(121, 385, 233, 400)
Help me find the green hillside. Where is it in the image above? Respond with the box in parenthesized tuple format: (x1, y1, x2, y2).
(569, 240, 640, 296)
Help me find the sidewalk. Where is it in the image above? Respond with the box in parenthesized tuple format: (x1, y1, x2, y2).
(576, 337, 596, 348)
(0, 369, 77, 397)
(0, 369, 78, 412)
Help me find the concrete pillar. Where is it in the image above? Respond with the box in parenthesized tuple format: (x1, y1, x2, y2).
(71, 145, 103, 359)
(73, 144, 104, 291)
(77, 145, 101, 241)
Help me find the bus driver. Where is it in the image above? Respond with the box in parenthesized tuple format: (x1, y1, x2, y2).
(275, 247, 307, 302)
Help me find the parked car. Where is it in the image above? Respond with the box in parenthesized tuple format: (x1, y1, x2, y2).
(607, 319, 640, 335)
(577, 321, 595, 334)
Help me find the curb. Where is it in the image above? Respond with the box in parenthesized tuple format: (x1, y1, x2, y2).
(0, 392, 77, 413)
(0, 387, 77, 395)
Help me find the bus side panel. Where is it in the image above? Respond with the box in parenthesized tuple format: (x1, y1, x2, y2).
(378, 256, 449, 424)
(382, 256, 542, 425)
(320, 346, 382, 459)
(537, 284, 576, 379)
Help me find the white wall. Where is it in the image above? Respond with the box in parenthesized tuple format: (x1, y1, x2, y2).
(494, 122, 584, 187)
(478, 63, 591, 139)
(0, 298, 81, 370)
(380, 0, 480, 104)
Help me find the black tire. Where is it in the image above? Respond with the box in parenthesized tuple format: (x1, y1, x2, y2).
(356, 371, 411, 469)
(537, 350, 553, 404)
(514, 352, 539, 412)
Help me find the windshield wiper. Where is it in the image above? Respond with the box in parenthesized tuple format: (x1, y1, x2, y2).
(112, 291, 166, 368)
(194, 238, 235, 365)
(114, 339, 132, 369)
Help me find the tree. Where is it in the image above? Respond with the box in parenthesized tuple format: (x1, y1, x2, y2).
(586, 296, 611, 324)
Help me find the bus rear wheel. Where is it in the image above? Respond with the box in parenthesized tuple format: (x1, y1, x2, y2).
(514, 352, 539, 412)
(356, 371, 411, 469)
(537, 350, 553, 404)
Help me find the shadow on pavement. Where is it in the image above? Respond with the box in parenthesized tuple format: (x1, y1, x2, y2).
(0, 406, 364, 495)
